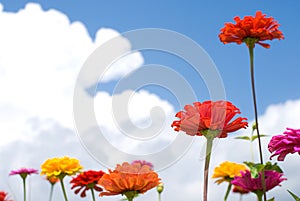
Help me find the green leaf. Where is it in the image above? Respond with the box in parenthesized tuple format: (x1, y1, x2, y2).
(244, 162, 264, 177)
(234, 136, 251, 141)
(267, 197, 275, 201)
(264, 162, 283, 173)
(243, 161, 283, 178)
(287, 190, 300, 201)
(251, 134, 269, 142)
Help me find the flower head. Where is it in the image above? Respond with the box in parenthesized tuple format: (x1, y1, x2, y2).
(219, 11, 284, 48)
(212, 161, 248, 184)
(171, 101, 248, 138)
(268, 128, 300, 161)
(231, 170, 286, 194)
(232, 185, 250, 194)
(98, 162, 160, 198)
(70, 170, 104, 197)
(0, 191, 13, 201)
(131, 160, 154, 170)
(41, 156, 83, 179)
(9, 168, 38, 179)
(46, 176, 60, 185)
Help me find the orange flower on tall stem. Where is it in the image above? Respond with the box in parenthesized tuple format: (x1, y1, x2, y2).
(171, 100, 247, 201)
(219, 11, 284, 201)
(219, 11, 284, 48)
(171, 100, 248, 138)
(98, 162, 160, 201)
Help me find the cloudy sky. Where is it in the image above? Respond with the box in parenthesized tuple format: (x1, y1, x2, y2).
(0, 1, 300, 201)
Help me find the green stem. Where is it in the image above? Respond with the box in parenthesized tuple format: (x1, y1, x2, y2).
(158, 193, 161, 201)
(203, 137, 213, 201)
(124, 191, 137, 201)
(257, 193, 263, 201)
(22, 178, 26, 201)
(60, 179, 69, 201)
(248, 46, 267, 201)
(239, 194, 243, 201)
(224, 183, 232, 201)
(49, 184, 54, 201)
(250, 129, 254, 162)
(91, 188, 96, 201)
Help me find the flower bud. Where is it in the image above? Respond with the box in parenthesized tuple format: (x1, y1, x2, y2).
(156, 182, 164, 194)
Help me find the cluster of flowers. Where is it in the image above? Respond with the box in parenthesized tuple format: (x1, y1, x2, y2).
(0, 157, 161, 201)
(1, 10, 299, 201)
(171, 11, 300, 201)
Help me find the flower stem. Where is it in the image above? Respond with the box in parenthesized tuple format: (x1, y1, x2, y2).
(22, 178, 26, 201)
(248, 46, 267, 201)
(91, 188, 96, 201)
(158, 193, 161, 201)
(203, 136, 213, 201)
(224, 183, 232, 201)
(60, 179, 69, 201)
(49, 184, 54, 201)
(257, 193, 263, 201)
(124, 191, 137, 201)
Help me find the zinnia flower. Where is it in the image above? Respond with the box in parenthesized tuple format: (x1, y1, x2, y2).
(46, 176, 60, 185)
(212, 161, 248, 184)
(70, 170, 104, 199)
(9, 168, 38, 201)
(98, 162, 160, 201)
(41, 156, 83, 201)
(131, 160, 154, 170)
(171, 100, 248, 138)
(41, 156, 83, 178)
(219, 11, 284, 48)
(9, 168, 38, 177)
(231, 170, 286, 194)
(268, 128, 300, 161)
(45, 176, 59, 201)
(0, 191, 13, 201)
(232, 185, 250, 194)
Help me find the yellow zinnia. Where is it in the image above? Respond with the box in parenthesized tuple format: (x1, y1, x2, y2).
(41, 156, 83, 178)
(212, 161, 248, 184)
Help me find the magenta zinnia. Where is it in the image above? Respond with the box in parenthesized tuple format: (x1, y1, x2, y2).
(9, 168, 38, 177)
(9, 168, 38, 201)
(268, 128, 300, 161)
(231, 170, 286, 195)
(171, 100, 248, 138)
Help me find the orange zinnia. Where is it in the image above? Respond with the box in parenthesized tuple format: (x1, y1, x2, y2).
(219, 11, 284, 48)
(171, 100, 248, 138)
(98, 162, 160, 200)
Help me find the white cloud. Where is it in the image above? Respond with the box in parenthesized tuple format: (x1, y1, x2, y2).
(0, 2, 300, 201)
(0, 2, 143, 145)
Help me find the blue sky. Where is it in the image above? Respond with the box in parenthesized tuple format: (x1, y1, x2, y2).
(0, 1, 300, 201)
(2, 0, 299, 118)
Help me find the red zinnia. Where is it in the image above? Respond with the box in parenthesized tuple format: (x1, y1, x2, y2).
(219, 11, 284, 48)
(70, 170, 104, 197)
(171, 100, 248, 138)
(0, 191, 13, 201)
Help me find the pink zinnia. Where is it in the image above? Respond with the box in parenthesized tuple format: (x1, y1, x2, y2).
(131, 160, 154, 170)
(231, 170, 286, 193)
(268, 128, 300, 161)
(9, 168, 38, 178)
